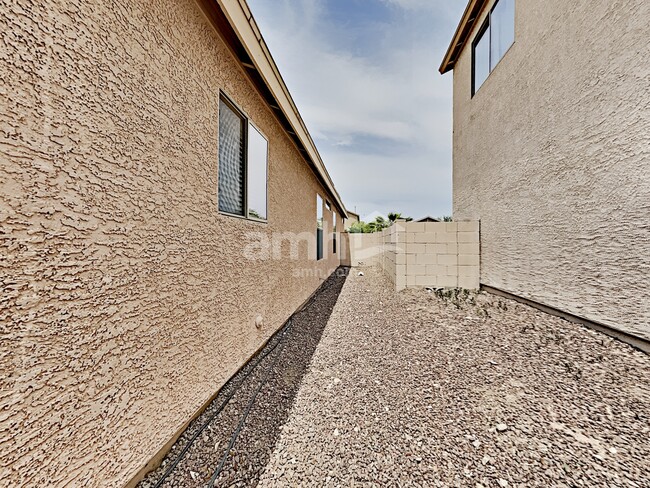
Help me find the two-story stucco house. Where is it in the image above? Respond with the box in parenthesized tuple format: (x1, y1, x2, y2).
(440, 0, 649, 351)
(0, 0, 346, 486)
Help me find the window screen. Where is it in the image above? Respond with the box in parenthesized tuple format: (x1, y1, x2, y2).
(218, 98, 245, 215)
(247, 124, 268, 220)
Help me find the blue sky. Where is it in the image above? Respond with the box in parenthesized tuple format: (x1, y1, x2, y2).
(248, 0, 467, 220)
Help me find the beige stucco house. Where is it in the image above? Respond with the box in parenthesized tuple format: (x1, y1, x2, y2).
(0, 0, 347, 486)
(440, 0, 650, 349)
(344, 209, 360, 229)
(416, 216, 441, 223)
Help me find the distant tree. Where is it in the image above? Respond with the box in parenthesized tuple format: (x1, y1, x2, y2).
(441, 215, 453, 222)
(349, 214, 414, 233)
(358, 216, 388, 233)
(348, 221, 366, 233)
(366, 219, 380, 233)
(388, 212, 413, 223)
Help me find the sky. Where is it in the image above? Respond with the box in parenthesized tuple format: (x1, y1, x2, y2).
(248, 0, 467, 221)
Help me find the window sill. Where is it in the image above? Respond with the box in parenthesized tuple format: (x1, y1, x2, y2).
(219, 210, 268, 224)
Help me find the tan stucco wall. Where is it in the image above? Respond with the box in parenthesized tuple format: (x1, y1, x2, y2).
(0, 0, 342, 486)
(344, 213, 359, 230)
(452, 0, 650, 340)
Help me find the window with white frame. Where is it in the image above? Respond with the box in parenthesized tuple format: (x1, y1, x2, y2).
(332, 212, 337, 254)
(472, 0, 515, 95)
(316, 194, 323, 260)
(218, 95, 268, 220)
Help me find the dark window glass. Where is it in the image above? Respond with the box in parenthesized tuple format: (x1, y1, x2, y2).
(473, 25, 490, 94)
(218, 99, 245, 215)
(317, 228, 323, 260)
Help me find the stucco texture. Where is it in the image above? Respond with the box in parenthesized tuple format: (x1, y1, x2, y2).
(452, 0, 650, 340)
(0, 0, 341, 486)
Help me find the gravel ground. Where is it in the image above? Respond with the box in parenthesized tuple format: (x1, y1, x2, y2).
(139, 268, 348, 488)
(257, 266, 650, 488)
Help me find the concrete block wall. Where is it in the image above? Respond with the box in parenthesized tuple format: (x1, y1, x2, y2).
(377, 223, 399, 285)
(402, 221, 480, 290)
(345, 220, 481, 291)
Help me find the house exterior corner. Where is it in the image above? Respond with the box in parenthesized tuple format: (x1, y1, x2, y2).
(443, 0, 650, 341)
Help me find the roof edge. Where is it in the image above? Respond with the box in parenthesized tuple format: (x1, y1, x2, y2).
(211, 0, 348, 218)
(439, 0, 489, 74)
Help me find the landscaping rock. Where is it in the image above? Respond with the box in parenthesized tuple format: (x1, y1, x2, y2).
(257, 266, 650, 487)
(138, 269, 349, 488)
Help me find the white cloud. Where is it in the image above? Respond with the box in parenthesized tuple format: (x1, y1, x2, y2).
(380, 0, 440, 10)
(248, 0, 465, 218)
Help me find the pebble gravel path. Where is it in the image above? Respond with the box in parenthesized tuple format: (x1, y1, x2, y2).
(257, 266, 650, 487)
(138, 268, 349, 488)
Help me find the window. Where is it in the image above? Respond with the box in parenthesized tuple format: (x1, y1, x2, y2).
(472, 0, 515, 95)
(325, 200, 331, 211)
(490, 0, 515, 68)
(218, 98, 245, 215)
(247, 125, 268, 220)
(332, 212, 337, 254)
(316, 194, 323, 260)
(218, 95, 268, 220)
(473, 24, 490, 93)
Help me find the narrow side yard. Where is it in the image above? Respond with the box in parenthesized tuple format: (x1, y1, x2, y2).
(258, 267, 650, 487)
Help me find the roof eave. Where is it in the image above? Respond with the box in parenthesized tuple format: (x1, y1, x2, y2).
(200, 0, 348, 219)
(439, 0, 489, 74)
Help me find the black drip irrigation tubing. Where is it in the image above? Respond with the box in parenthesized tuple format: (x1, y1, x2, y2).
(152, 328, 285, 488)
(150, 271, 345, 488)
(206, 319, 293, 487)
